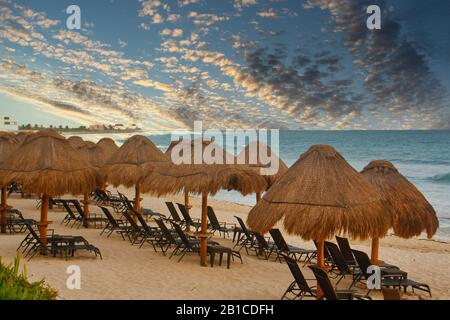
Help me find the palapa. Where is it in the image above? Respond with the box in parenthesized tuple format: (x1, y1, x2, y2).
(102, 135, 169, 211)
(142, 138, 267, 266)
(361, 160, 439, 262)
(0, 130, 103, 250)
(97, 137, 119, 158)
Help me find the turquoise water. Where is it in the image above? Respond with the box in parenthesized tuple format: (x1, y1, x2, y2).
(124, 131, 450, 239)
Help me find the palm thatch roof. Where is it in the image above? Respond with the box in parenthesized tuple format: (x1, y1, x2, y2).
(14, 131, 32, 144)
(68, 136, 86, 149)
(97, 138, 119, 157)
(0, 130, 103, 196)
(247, 145, 391, 241)
(237, 141, 288, 188)
(78, 141, 107, 168)
(165, 138, 236, 164)
(0, 134, 18, 164)
(361, 160, 438, 239)
(142, 139, 267, 196)
(102, 135, 169, 188)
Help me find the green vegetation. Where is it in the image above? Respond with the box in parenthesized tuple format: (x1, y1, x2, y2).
(0, 255, 57, 300)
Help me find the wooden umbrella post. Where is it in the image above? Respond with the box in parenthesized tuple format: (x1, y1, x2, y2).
(255, 192, 261, 203)
(1, 186, 7, 233)
(83, 192, 90, 228)
(39, 194, 49, 254)
(371, 238, 379, 264)
(316, 239, 325, 300)
(134, 184, 141, 212)
(200, 192, 208, 267)
(184, 190, 192, 232)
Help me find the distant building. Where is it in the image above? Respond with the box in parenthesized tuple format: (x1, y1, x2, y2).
(89, 124, 105, 131)
(0, 116, 19, 131)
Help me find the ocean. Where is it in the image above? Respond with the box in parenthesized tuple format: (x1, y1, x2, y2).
(83, 130, 450, 240)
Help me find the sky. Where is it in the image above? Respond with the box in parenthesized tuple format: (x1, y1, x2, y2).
(0, 0, 449, 131)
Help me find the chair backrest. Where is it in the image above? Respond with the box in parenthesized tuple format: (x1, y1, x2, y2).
(253, 232, 269, 249)
(325, 241, 351, 274)
(122, 210, 141, 232)
(176, 203, 194, 224)
(71, 200, 85, 218)
(314, 240, 331, 260)
(335, 236, 356, 264)
(351, 249, 372, 280)
(234, 216, 253, 239)
(172, 223, 194, 249)
(155, 218, 177, 244)
(100, 207, 120, 228)
(23, 220, 40, 241)
(207, 206, 221, 229)
(283, 255, 313, 294)
(62, 200, 78, 219)
(308, 265, 339, 300)
(269, 229, 289, 251)
(132, 209, 153, 233)
(165, 202, 182, 222)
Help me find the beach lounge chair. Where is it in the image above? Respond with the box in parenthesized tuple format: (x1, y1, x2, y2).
(5, 209, 36, 233)
(206, 206, 235, 238)
(19, 221, 101, 260)
(61, 200, 83, 227)
(309, 265, 372, 300)
(154, 218, 182, 256)
(351, 249, 431, 297)
(177, 203, 201, 231)
(269, 229, 316, 263)
(71, 200, 108, 228)
(119, 193, 166, 220)
(281, 255, 317, 300)
(324, 241, 359, 287)
(336, 236, 399, 269)
(165, 202, 185, 225)
(233, 216, 257, 254)
(99, 206, 132, 240)
(253, 232, 278, 260)
(131, 209, 161, 250)
(121, 209, 146, 244)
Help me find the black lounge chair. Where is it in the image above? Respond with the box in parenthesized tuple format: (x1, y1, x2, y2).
(154, 218, 182, 256)
(177, 203, 201, 231)
(71, 200, 107, 228)
(19, 221, 101, 260)
(309, 265, 371, 300)
(5, 209, 36, 233)
(99, 206, 132, 240)
(336, 236, 399, 269)
(324, 241, 359, 288)
(206, 206, 235, 238)
(269, 229, 316, 263)
(253, 232, 278, 260)
(61, 200, 83, 227)
(131, 209, 161, 250)
(118, 193, 166, 220)
(233, 216, 256, 253)
(281, 255, 316, 300)
(352, 249, 430, 297)
(165, 202, 185, 225)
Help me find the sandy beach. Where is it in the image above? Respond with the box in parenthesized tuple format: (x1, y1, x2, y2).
(1, 187, 449, 300)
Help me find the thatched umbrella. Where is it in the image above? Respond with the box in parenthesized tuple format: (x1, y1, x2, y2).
(247, 145, 390, 279)
(0, 133, 19, 233)
(237, 141, 288, 202)
(68, 136, 86, 149)
(97, 137, 119, 157)
(14, 131, 32, 145)
(0, 130, 102, 250)
(361, 160, 439, 263)
(77, 141, 109, 227)
(142, 138, 267, 266)
(102, 135, 169, 212)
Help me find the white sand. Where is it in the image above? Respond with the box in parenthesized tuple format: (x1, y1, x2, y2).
(1, 188, 449, 300)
